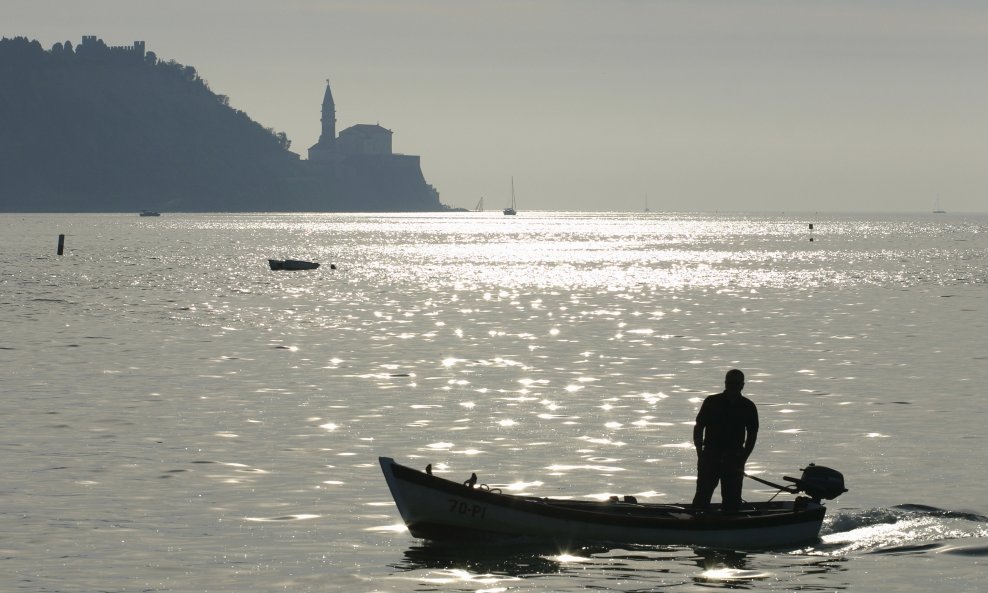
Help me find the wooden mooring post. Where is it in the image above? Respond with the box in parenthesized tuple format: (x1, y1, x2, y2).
(57, 234, 65, 255)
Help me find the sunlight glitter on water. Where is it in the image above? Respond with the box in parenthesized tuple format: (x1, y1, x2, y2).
(245, 514, 321, 522)
(232, 212, 860, 291)
(698, 567, 773, 581)
(418, 569, 514, 587)
(4, 212, 987, 593)
(551, 553, 592, 563)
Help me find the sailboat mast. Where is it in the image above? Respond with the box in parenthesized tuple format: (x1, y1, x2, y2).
(503, 176, 518, 214)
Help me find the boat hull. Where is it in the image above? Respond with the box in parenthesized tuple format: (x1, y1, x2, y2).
(268, 259, 320, 271)
(380, 457, 826, 549)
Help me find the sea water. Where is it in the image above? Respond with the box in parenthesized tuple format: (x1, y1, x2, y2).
(1, 211, 986, 592)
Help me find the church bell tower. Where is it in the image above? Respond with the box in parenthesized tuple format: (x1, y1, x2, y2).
(308, 80, 339, 162)
(318, 80, 336, 147)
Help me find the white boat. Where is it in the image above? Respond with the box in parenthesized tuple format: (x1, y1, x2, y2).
(379, 457, 846, 550)
(503, 178, 517, 215)
(933, 195, 946, 214)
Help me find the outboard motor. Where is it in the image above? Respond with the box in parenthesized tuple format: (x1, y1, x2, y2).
(783, 464, 847, 502)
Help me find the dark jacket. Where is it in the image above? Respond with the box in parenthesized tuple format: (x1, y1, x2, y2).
(693, 391, 758, 457)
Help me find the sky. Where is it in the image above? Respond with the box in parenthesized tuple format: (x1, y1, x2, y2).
(7, 0, 988, 212)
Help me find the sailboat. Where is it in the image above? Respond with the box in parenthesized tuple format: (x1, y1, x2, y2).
(503, 178, 517, 215)
(475, 197, 484, 212)
(933, 194, 946, 214)
(644, 192, 650, 213)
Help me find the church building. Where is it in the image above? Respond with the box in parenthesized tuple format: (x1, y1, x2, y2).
(307, 81, 394, 161)
(301, 80, 441, 210)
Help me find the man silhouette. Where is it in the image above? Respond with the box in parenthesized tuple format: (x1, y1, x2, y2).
(691, 369, 759, 512)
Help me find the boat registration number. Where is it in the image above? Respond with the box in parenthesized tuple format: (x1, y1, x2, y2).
(448, 498, 487, 520)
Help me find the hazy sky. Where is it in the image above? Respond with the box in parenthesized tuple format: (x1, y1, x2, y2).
(8, 0, 988, 212)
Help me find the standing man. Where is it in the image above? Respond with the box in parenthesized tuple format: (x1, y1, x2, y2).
(692, 369, 759, 512)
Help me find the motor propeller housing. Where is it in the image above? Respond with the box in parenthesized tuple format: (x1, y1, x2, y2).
(784, 464, 847, 502)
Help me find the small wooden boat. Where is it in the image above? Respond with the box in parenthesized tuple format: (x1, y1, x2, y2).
(379, 457, 846, 550)
(268, 259, 320, 271)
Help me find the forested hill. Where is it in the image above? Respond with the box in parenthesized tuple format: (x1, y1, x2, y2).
(0, 37, 447, 212)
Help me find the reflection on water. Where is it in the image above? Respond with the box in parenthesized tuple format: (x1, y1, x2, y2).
(396, 542, 850, 591)
(1, 212, 986, 592)
(397, 542, 571, 576)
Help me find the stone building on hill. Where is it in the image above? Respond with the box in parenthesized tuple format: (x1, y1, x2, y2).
(303, 81, 440, 209)
(308, 82, 395, 159)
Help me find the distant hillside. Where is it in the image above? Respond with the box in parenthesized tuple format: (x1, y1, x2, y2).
(0, 36, 448, 212)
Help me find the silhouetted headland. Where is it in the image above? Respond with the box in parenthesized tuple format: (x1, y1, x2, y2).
(0, 36, 453, 212)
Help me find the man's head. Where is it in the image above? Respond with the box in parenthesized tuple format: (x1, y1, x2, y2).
(725, 369, 745, 390)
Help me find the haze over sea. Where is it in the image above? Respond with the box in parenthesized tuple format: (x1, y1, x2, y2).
(2, 211, 986, 592)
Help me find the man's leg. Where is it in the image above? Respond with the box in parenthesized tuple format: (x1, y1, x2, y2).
(692, 451, 720, 510)
(719, 452, 745, 512)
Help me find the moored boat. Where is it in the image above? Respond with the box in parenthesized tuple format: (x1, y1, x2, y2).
(268, 259, 320, 271)
(379, 457, 846, 550)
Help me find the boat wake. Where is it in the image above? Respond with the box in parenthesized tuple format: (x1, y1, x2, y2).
(815, 504, 988, 556)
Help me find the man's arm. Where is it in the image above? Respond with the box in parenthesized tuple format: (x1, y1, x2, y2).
(693, 422, 704, 455)
(742, 404, 759, 460)
(693, 400, 708, 455)
(742, 427, 757, 460)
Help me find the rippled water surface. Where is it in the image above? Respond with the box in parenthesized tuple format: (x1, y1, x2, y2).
(2, 212, 986, 592)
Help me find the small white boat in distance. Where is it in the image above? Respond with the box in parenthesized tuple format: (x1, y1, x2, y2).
(503, 177, 517, 215)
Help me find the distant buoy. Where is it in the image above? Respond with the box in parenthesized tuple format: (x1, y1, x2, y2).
(808, 223, 814, 230)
